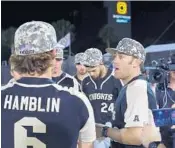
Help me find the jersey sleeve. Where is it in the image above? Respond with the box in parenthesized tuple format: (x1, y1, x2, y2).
(124, 80, 150, 128)
(78, 93, 96, 142)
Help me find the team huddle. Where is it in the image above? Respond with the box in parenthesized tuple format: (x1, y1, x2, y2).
(1, 21, 163, 148)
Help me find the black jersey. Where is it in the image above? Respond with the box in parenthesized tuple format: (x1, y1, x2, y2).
(1, 77, 96, 148)
(82, 70, 122, 124)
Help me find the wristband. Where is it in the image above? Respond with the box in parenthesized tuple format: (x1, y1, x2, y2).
(102, 126, 109, 137)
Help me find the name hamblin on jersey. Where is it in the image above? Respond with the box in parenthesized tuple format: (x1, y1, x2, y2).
(4, 95, 60, 112)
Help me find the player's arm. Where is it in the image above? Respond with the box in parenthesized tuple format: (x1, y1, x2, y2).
(102, 126, 143, 145)
(78, 142, 93, 148)
(119, 84, 150, 145)
(141, 124, 163, 148)
(78, 94, 96, 148)
(107, 84, 149, 145)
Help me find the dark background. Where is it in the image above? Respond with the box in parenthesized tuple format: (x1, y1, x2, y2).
(2, 1, 175, 60)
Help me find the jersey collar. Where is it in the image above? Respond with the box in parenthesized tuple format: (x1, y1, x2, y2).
(17, 77, 55, 85)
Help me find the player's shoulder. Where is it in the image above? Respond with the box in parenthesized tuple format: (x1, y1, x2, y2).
(126, 78, 148, 99)
(129, 78, 147, 89)
(1, 83, 16, 99)
(1, 78, 16, 91)
(52, 84, 91, 106)
(82, 75, 91, 83)
(65, 73, 78, 82)
(64, 72, 73, 78)
(52, 83, 81, 96)
(65, 73, 79, 84)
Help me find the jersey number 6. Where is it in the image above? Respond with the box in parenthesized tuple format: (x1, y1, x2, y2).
(14, 117, 46, 148)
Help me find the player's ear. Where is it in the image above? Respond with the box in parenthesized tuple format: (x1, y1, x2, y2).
(133, 58, 142, 68)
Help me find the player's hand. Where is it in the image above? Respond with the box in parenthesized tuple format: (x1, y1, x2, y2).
(141, 124, 161, 148)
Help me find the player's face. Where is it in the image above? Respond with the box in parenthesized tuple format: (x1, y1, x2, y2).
(76, 64, 87, 75)
(113, 53, 137, 80)
(87, 66, 101, 79)
(53, 58, 63, 74)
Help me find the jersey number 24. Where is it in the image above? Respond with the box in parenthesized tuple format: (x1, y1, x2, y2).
(101, 102, 114, 113)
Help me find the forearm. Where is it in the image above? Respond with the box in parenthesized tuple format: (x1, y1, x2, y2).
(78, 142, 93, 148)
(107, 127, 122, 143)
(107, 127, 142, 145)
